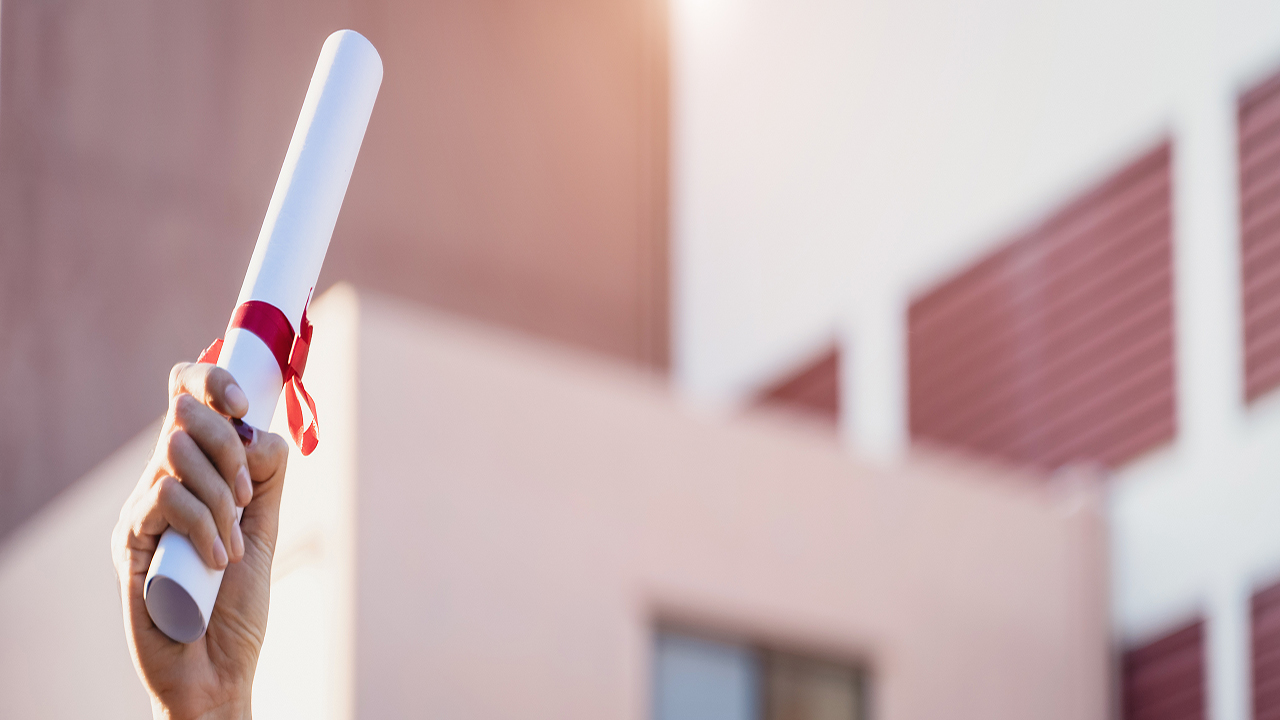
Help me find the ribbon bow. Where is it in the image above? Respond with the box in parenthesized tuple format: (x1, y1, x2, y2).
(197, 295, 320, 455)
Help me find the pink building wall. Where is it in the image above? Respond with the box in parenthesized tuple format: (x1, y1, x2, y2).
(0, 287, 1110, 718)
(351, 290, 1110, 719)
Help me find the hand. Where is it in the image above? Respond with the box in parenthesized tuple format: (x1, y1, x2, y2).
(112, 362, 289, 720)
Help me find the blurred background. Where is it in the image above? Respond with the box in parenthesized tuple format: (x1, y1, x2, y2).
(6, 0, 1280, 718)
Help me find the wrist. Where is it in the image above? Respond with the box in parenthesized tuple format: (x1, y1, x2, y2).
(151, 697, 251, 720)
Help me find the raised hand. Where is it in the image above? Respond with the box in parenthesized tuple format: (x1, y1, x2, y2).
(112, 362, 289, 720)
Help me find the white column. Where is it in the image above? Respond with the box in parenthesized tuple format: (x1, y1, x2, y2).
(841, 281, 908, 463)
(1207, 578, 1251, 720)
(1170, 6, 1248, 717)
(1171, 29, 1245, 465)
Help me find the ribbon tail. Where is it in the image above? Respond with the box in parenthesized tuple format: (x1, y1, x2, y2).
(198, 338, 224, 364)
(285, 375, 320, 456)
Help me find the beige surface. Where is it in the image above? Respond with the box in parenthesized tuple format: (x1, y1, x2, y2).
(0, 286, 1108, 719)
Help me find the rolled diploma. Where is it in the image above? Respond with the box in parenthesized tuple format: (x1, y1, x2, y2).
(144, 29, 382, 644)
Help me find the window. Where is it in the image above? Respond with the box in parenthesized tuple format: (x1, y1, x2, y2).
(653, 631, 867, 720)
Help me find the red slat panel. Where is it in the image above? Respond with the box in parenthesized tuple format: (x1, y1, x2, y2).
(1240, 68, 1280, 403)
(913, 272, 1173, 436)
(911, 163, 1169, 335)
(1124, 620, 1206, 720)
(1254, 578, 1280, 719)
(908, 143, 1175, 470)
(910, 216, 1172, 406)
(755, 347, 840, 424)
(1238, 129, 1280, 187)
(1241, 199, 1280, 249)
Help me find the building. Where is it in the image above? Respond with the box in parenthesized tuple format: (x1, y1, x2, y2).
(6, 0, 1280, 718)
(0, 286, 1108, 719)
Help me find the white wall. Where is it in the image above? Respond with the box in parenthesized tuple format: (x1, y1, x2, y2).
(670, 0, 1280, 433)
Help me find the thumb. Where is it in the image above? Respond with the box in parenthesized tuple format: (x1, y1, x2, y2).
(238, 429, 289, 555)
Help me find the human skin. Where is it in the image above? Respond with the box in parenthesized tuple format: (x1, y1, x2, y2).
(112, 362, 289, 720)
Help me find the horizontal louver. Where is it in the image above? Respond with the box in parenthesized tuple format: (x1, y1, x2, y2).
(1123, 620, 1206, 720)
(1240, 71, 1280, 402)
(756, 347, 840, 424)
(908, 144, 1176, 470)
(1255, 580, 1280, 719)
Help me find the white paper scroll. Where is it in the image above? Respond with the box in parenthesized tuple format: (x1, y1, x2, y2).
(144, 29, 382, 643)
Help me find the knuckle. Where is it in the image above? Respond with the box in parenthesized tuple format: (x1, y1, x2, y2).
(173, 392, 199, 420)
(211, 484, 236, 522)
(168, 363, 190, 395)
(163, 430, 189, 466)
(195, 509, 219, 545)
(110, 522, 124, 555)
(168, 361, 193, 394)
(207, 367, 232, 393)
(154, 474, 180, 504)
(267, 432, 289, 466)
(212, 415, 237, 447)
(111, 522, 135, 570)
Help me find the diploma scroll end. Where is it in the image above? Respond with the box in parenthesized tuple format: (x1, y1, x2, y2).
(144, 575, 207, 644)
(145, 528, 222, 643)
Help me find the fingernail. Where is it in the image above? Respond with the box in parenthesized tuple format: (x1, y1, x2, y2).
(232, 418, 255, 446)
(236, 466, 253, 506)
(226, 384, 249, 415)
(212, 536, 229, 568)
(232, 524, 245, 561)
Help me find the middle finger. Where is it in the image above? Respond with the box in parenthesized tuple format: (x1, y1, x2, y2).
(164, 429, 244, 562)
(172, 392, 253, 507)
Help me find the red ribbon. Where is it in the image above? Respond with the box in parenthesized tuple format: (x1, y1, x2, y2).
(197, 296, 319, 456)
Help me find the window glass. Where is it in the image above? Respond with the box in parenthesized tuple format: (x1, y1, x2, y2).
(654, 633, 760, 720)
(654, 631, 865, 720)
(764, 652, 863, 720)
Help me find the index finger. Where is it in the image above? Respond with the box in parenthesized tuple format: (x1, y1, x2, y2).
(168, 362, 249, 419)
